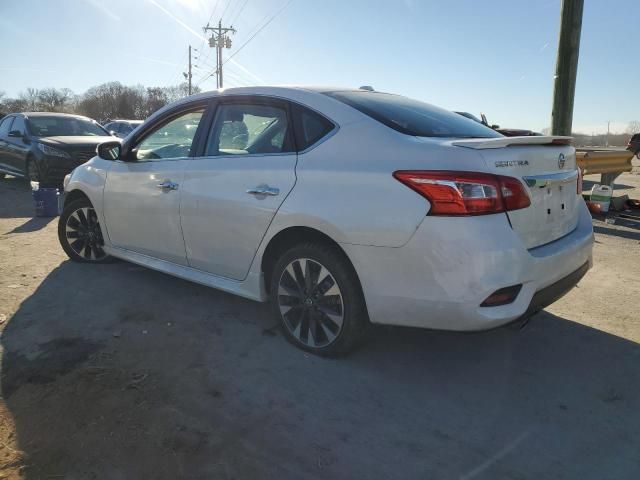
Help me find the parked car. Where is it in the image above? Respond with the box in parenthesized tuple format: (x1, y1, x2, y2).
(59, 87, 593, 356)
(455, 111, 541, 136)
(0, 112, 114, 186)
(103, 119, 143, 138)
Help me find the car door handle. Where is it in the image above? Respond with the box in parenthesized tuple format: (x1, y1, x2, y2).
(246, 185, 279, 196)
(157, 180, 179, 191)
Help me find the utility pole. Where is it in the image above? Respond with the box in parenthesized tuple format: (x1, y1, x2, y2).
(606, 120, 610, 147)
(183, 45, 193, 95)
(204, 20, 236, 88)
(551, 0, 584, 136)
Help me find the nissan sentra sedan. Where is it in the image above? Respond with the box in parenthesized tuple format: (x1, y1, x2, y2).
(58, 86, 593, 356)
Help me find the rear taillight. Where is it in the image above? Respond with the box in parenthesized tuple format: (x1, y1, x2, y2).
(393, 170, 531, 216)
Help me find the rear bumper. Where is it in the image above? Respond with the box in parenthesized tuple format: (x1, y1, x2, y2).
(519, 261, 589, 321)
(341, 201, 594, 331)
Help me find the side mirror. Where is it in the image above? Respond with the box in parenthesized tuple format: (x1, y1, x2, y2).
(97, 141, 122, 160)
(8, 130, 23, 137)
(491, 124, 500, 130)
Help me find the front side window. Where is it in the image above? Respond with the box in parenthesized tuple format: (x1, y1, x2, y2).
(0, 117, 14, 137)
(326, 91, 502, 139)
(10, 116, 26, 135)
(135, 109, 204, 161)
(28, 116, 109, 137)
(205, 103, 292, 156)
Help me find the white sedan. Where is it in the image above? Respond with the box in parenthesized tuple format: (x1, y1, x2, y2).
(59, 86, 593, 356)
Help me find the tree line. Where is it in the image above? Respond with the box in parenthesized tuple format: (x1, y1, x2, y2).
(0, 82, 200, 124)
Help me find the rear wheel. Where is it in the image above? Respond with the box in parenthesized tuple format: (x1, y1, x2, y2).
(270, 243, 368, 356)
(58, 198, 112, 263)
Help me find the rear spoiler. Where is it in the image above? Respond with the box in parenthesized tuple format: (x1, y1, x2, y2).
(451, 136, 573, 149)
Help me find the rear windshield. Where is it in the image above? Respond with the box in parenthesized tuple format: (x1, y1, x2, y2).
(326, 91, 502, 139)
(28, 116, 109, 137)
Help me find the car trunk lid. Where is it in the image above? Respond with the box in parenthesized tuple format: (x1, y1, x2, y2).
(452, 136, 580, 249)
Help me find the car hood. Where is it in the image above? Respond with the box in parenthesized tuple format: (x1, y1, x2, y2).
(36, 136, 115, 147)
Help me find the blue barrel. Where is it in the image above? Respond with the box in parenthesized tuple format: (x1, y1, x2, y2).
(33, 188, 62, 217)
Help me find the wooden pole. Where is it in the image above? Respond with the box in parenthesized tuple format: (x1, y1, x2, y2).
(551, 0, 584, 136)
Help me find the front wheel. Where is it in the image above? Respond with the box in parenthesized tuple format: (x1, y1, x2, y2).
(58, 198, 113, 263)
(270, 243, 368, 356)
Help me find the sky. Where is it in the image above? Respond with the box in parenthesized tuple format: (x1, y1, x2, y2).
(0, 0, 638, 133)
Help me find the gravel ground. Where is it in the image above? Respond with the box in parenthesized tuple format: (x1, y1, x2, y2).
(0, 170, 639, 480)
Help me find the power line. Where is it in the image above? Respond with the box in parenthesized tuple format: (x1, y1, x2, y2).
(228, 0, 250, 25)
(219, 0, 234, 21)
(222, 0, 293, 68)
(195, 0, 223, 69)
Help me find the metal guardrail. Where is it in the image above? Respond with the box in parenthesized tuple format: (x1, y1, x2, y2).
(575, 148, 634, 187)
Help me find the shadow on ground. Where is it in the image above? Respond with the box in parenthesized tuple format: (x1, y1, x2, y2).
(0, 177, 34, 219)
(2, 261, 639, 479)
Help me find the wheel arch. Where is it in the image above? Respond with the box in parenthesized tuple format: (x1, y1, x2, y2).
(260, 225, 364, 297)
(64, 188, 91, 208)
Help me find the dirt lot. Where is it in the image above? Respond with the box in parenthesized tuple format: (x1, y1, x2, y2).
(1, 169, 639, 479)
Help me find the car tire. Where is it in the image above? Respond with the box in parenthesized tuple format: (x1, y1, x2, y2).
(58, 198, 113, 263)
(26, 158, 58, 187)
(270, 242, 369, 357)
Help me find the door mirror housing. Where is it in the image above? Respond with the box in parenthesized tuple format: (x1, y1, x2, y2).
(97, 141, 122, 160)
(8, 130, 23, 138)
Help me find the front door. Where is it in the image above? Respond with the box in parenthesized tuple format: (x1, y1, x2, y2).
(4, 115, 30, 173)
(180, 98, 297, 280)
(103, 108, 206, 265)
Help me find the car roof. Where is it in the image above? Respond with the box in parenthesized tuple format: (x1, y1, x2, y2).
(147, 86, 369, 120)
(20, 112, 95, 121)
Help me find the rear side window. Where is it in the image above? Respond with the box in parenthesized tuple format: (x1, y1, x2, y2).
(205, 103, 294, 156)
(325, 91, 502, 139)
(293, 104, 335, 151)
(0, 117, 14, 136)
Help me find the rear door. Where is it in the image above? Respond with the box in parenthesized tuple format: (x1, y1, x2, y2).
(180, 96, 298, 280)
(103, 105, 208, 265)
(453, 137, 581, 249)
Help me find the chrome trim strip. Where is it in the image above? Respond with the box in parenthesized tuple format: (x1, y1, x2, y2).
(523, 169, 578, 188)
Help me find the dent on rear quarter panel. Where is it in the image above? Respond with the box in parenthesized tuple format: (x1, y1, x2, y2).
(283, 121, 430, 247)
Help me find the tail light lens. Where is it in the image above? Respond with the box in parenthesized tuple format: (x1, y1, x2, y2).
(393, 170, 531, 216)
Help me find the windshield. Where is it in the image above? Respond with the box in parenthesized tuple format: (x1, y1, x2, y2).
(27, 116, 109, 137)
(326, 91, 502, 138)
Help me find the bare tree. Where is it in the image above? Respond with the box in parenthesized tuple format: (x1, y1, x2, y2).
(37, 88, 76, 112)
(20, 87, 40, 110)
(627, 121, 640, 134)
